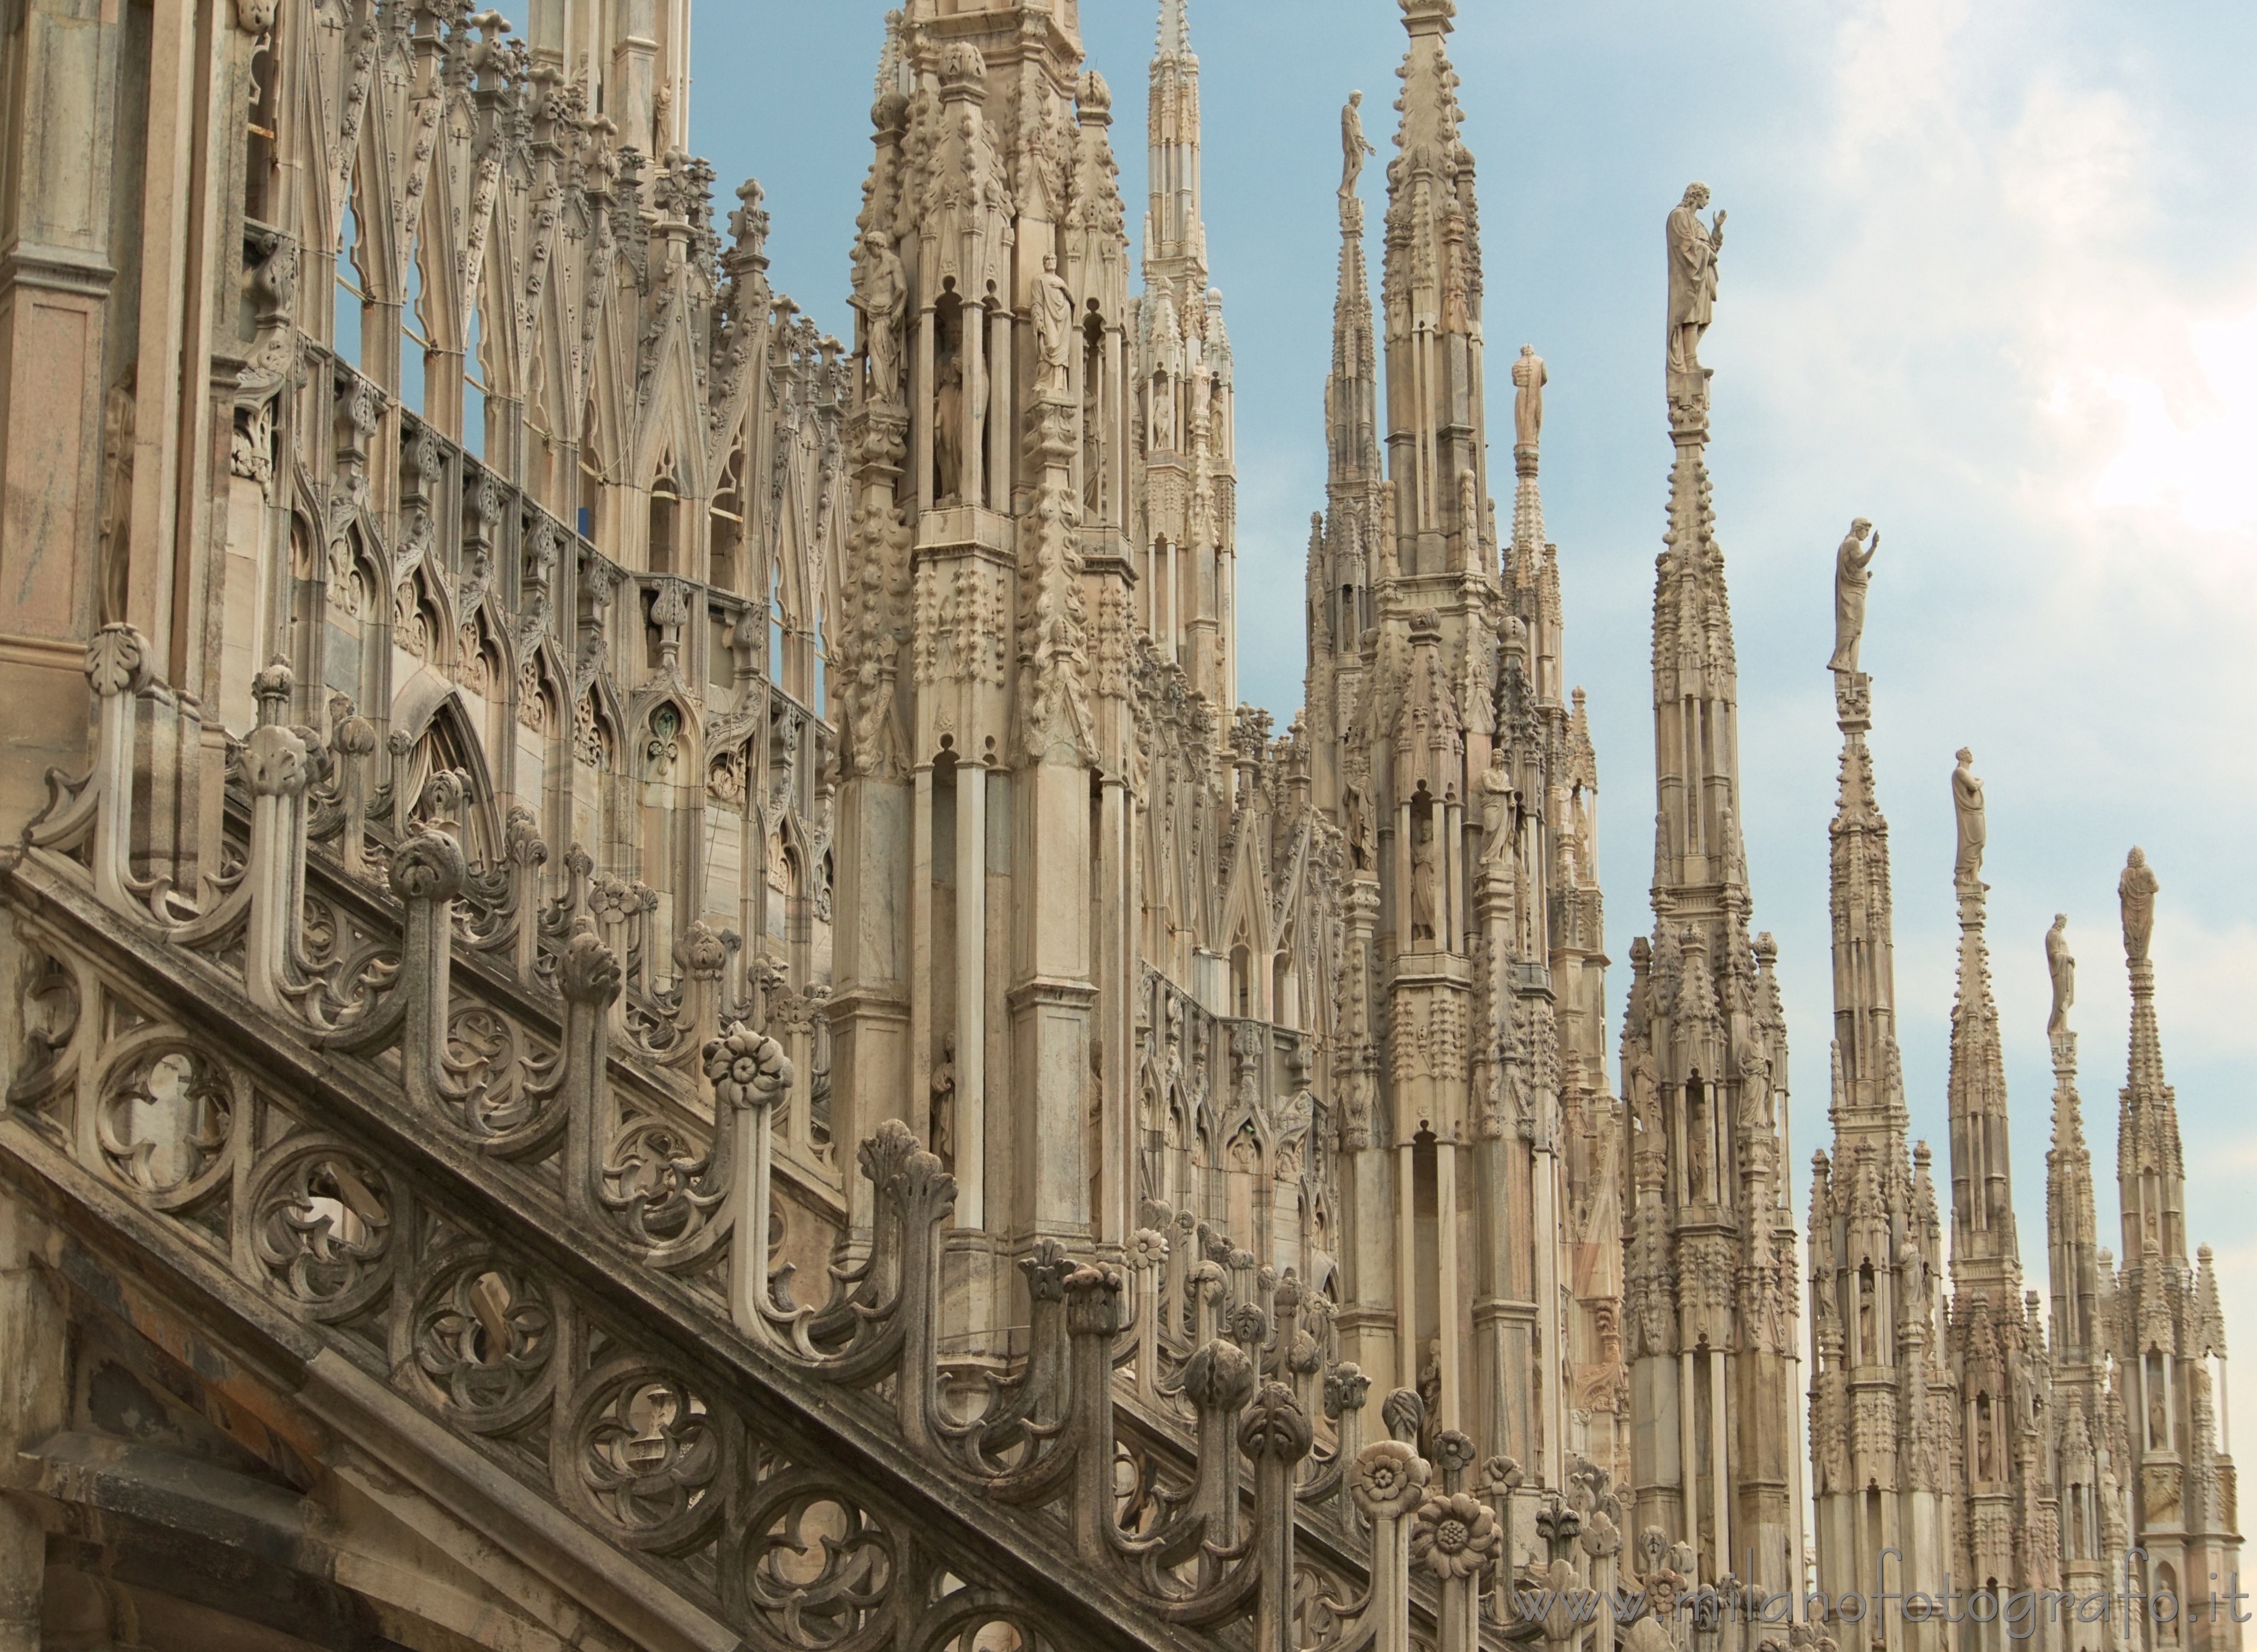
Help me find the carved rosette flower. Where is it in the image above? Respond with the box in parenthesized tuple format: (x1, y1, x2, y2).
(1181, 1338, 1257, 1416)
(702, 1020, 791, 1112)
(1411, 1490, 1500, 1581)
(1350, 1440, 1432, 1520)
(1239, 1381, 1315, 1465)
(1124, 1227, 1168, 1270)
(389, 826, 467, 904)
(1433, 1428, 1479, 1483)
(1479, 1454, 1526, 1500)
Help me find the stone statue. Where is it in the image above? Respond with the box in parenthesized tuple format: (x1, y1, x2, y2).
(1512, 344, 1546, 451)
(1827, 518, 1878, 674)
(2119, 847, 2159, 965)
(1628, 1044, 1660, 1141)
(1188, 327, 1212, 433)
(1410, 812, 1439, 943)
(1480, 749, 1513, 863)
(1666, 183, 1726, 379)
(1951, 747, 1985, 889)
(1345, 782, 1373, 871)
(2045, 914, 2075, 1035)
(935, 351, 965, 502)
(1340, 91, 1375, 198)
(850, 231, 906, 405)
(1148, 370, 1176, 453)
(930, 1033, 956, 1164)
(1032, 252, 1074, 399)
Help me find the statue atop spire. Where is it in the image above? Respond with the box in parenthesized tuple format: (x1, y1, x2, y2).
(1951, 746, 1986, 891)
(1826, 517, 1877, 674)
(2046, 912, 2076, 1038)
(1512, 343, 1546, 457)
(2118, 845, 2158, 964)
(1340, 90, 1375, 199)
(1665, 181, 1727, 403)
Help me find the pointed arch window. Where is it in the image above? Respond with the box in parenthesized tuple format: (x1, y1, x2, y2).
(649, 450, 682, 575)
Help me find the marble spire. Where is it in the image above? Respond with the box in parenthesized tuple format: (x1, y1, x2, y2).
(1807, 623, 1951, 1631)
(1824, 665, 1907, 1153)
(1624, 177, 1797, 1593)
(1306, 130, 1385, 819)
(1945, 767, 2021, 1300)
(1379, 0, 1489, 577)
(1145, 0, 1203, 278)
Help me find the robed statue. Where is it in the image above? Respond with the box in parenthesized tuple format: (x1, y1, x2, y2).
(2045, 913, 2076, 1035)
(1032, 252, 1074, 399)
(1952, 747, 1985, 889)
(1666, 183, 1726, 379)
(1828, 518, 1879, 673)
(1341, 91, 1376, 199)
(2119, 847, 2159, 965)
(1512, 344, 1547, 453)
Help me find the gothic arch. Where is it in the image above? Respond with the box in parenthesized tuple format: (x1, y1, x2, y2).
(388, 674, 504, 866)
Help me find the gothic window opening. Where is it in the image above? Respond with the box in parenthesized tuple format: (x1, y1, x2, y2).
(465, 305, 489, 462)
(334, 207, 365, 367)
(572, 691, 618, 865)
(244, 26, 278, 221)
(402, 249, 430, 417)
(1273, 925, 1298, 1031)
(1230, 942, 1252, 1019)
(641, 702, 693, 984)
(708, 605, 737, 695)
(649, 452, 682, 575)
(711, 431, 749, 589)
(580, 402, 606, 546)
(1412, 1129, 1440, 1363)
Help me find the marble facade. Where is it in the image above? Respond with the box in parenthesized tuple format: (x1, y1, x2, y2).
(0, 1, 2236, 1649)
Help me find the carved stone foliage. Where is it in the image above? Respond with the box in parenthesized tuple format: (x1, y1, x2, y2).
(1, 895, 1108, 1651)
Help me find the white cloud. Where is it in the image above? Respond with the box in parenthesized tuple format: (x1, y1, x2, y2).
(2092, 311, 2257, 535)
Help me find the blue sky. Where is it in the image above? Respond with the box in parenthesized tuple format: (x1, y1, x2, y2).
(682, 1, 2257, 1432)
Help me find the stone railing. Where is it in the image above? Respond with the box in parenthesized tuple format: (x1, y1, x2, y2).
(5, 630, 1682, 1652)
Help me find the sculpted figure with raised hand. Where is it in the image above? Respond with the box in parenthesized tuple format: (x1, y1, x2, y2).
(1666, 182, 1727, 379)
(1828, 518, 1879, 673)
